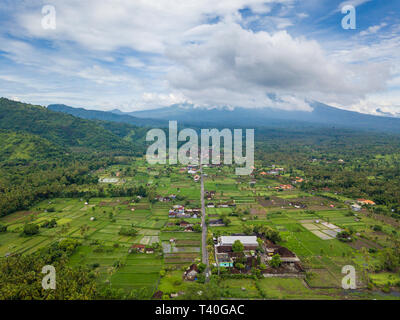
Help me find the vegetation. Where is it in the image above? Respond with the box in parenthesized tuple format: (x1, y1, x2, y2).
(232, 240, 244, 253)
(269, 254, 282, 268)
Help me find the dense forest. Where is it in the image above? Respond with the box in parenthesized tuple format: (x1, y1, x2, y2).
(0, 98, 149, 216)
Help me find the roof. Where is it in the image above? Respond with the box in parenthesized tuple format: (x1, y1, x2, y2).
(219, 236, 258, 246)
(132, 244, 146, 249)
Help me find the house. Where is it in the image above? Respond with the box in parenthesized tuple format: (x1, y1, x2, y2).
(184, 264, 199, 281)
(264, 240, 300, 263)
(351, 204, 362, 212)
(205, 190, 216, 200)
(277, 184, 294, 190)
(207, 203, 215, 208)
(168, 211, 177, 218)
(218, 204, 229, 208)
(179, 221, 191, 227)
(209, 219, 225, 227)
(145, 248, 154, 254)
(131, 244, 146, 253)
(292, 177, 304, 184)
(184, 226, 194, 232)
(152, 291, 163, 299)
(357, 199, 376, 206)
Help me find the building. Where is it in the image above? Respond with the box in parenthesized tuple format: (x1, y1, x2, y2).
(351, 203, 362, 212)
(184, 264, 199, 281)
(209, 219, 225, 227)
(214, 236, 259, 269)
(357, 199, 376, 206)
(264, 240, 300, 263)
(131, 244, 146, 253)
(145, 248, 154, 254)
(216, 236, 259, 252)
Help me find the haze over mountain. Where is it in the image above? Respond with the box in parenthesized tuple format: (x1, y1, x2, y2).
(110, 102, 400, 133)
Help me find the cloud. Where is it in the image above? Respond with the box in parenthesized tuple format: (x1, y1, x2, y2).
(14, 0, 294, 53)
(360, 23, 388, 36)
(337, 0, 372, 11)
(165, 21, 392, 110)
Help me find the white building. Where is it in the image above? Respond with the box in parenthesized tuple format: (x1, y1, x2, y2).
(218, 236, 258, 248)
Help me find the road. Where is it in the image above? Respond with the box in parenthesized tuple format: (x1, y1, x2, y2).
(200, 164, 210, 282)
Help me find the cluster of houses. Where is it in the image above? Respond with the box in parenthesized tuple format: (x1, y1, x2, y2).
(350, 198, 376, 212)
(130, 244, 155, 254)
(288, 201, 307, 209)
(259, 167, 285, 176)
(183, 165, 201, 182)
(168, 205, 201, 219)
(167, 220, 199, 232)
(155, 194, 177, 202)
(275, 184, 294, 190)
(213, 235, 303, 274)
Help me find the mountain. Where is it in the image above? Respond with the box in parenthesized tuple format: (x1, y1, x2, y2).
(0, 98, 139, 154)
(48, 104, 167, 127)
(118, 102, 400, 133)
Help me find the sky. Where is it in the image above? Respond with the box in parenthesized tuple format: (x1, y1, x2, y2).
(0, 0, 399, 116)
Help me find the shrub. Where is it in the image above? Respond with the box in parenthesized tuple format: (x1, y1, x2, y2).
(22, 223, 39, 236)
(269, 254, 281, 268)
(41, 219, 57, 229)
(119, 227, 138, 237)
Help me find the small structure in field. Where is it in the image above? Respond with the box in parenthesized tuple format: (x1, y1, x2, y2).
(184, 264, 199, 281)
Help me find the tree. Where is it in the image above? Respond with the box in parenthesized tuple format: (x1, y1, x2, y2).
(236, 263, 245, 271)
(269, 254, 281, 268)
(221, 215, 231, 226)
(193, 224, 202, 232)
(119, 227, 138, 237)
(232, 240, 244, 253)
(22, 223, 39, 236)
(197, 263, 206, 273)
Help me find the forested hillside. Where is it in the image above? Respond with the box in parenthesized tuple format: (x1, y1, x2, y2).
(0, 98, 148, 216)
(0, 98, 136, 152)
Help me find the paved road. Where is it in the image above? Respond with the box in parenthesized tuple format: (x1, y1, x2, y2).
(200, 165, 210, 282)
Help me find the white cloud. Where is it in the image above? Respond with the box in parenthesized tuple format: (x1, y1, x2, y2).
(360, 23, 388, 36)
(165, 21, 392, 110)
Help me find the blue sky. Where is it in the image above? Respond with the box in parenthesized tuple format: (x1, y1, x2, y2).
(0, 0, 399, 116)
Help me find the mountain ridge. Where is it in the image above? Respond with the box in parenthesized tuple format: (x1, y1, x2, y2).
(116, 102, 400, 133)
